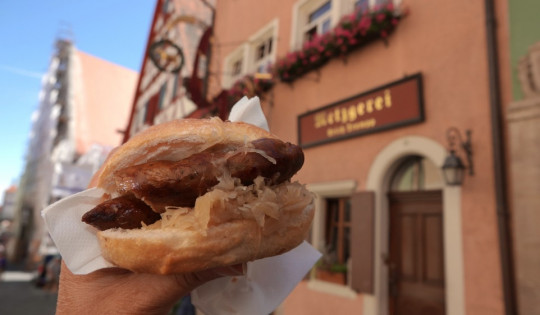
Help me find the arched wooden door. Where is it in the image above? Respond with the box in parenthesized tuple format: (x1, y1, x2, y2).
(387, 156, 446, 315)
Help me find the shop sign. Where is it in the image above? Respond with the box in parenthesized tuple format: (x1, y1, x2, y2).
(298, 74, 424, 148)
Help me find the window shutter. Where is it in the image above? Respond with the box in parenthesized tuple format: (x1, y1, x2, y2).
(350, 191, 375, 293)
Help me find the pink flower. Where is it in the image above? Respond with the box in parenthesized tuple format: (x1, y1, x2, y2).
(376, 13, 386, 22)
(392, 18, 399, 26)
(340, 13, 356, 25)
(310, 55, 318, 62)
(381, 30, 388, 38)
(386, 3, 394, 11)
(358, 16, 372, 30)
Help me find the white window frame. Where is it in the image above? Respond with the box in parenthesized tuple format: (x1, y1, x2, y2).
(302, 1, 332, 43)
(306, 180, 359, 299)
(222, 19, 278, 89)
(222, 44, 249, 89)
(290, 0, 400, 50)
(290, 0, 348, 50)
(247, 18, 279, 75)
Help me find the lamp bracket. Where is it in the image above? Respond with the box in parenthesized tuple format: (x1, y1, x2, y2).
(446, 127, 474, 176)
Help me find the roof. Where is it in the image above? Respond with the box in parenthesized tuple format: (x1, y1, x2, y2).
(73, 50, 138, 153)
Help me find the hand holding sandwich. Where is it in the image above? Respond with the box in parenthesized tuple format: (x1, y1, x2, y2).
(56, 118, 313, 314)
(57, 141, 245, 315)
(56, 260, 245, 315)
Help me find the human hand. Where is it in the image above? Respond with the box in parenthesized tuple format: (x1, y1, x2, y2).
(56, 260, 245, 315)
(56, 148, 245, 315)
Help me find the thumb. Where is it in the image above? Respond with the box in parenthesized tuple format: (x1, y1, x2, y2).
(172, 263, 246, 291)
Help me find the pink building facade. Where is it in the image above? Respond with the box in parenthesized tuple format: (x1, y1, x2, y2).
(126, 0, 516, 314)
(208, 1, 513, 315)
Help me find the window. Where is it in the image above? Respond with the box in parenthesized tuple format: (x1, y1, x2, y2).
(172, 73, 180, 100)
(232, 59, 243, 76)
(222, 44, 248, 89)
(291, 0, 399, 49)
(162, 0, 171, 13)
(354, 0, 369, 12)
(291, 0, 345, 49)
(317, 197, 351, 285)
(253, 36, 274, 74)
(248, 19, 278, 75)
(158, 82, 167, 110)
(307, 180, 375, 296)
(390, 156, 444, 192)
(303, 1, 332, 42)
(143, 93, 160, 126)
(222, 19, 278, 88)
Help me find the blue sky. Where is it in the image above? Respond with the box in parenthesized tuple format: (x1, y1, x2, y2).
(0, 1, 156, 202)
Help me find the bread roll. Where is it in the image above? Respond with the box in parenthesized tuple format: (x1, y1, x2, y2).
(92, 118, 314, 274)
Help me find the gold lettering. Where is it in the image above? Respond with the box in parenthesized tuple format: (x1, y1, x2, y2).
(314, 113, 327, 128)
(326, 126, 347, 137)
(345, 118, 377, 133)
(357, 102, 365, 116)
(334, 108, 341, 122)
(385, 89, 392, 108)
(341, 108, 348, 123)
(375, 96, 384, 111)
(348, 105, 357, 122)
(366, 99, 374, 113)
(327, 111, 334, 125)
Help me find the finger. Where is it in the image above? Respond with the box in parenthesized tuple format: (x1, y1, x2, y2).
(173, 263, 246, 292)
(212, 263, 247, 276)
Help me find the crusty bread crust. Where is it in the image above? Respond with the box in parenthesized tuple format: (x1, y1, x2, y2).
(97, 117, 278, 193)
(92, 117, 313, 274)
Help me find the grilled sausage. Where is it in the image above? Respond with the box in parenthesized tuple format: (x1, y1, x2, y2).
(83, 138, 304, 230)
(82, 195, 162, 231)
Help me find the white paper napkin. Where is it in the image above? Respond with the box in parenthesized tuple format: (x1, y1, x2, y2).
(42, 96, 321, 315)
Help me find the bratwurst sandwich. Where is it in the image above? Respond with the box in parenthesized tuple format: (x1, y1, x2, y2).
(82, 118, 314, 274)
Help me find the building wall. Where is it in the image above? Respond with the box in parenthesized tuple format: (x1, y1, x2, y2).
(211, 0, 508, 314)
(9, 40, 138, 264)
(73, 51, 137, 152)
(508, 0, 540, 100)
(125, 0, 214, 139)
(506, 0, 540, 312)
(1, 187, 17, 220)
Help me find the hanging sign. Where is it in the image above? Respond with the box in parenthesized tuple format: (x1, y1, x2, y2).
(298, 74, 424, 148)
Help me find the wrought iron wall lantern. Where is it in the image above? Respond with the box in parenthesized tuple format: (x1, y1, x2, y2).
(441, 127, 473, 186)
